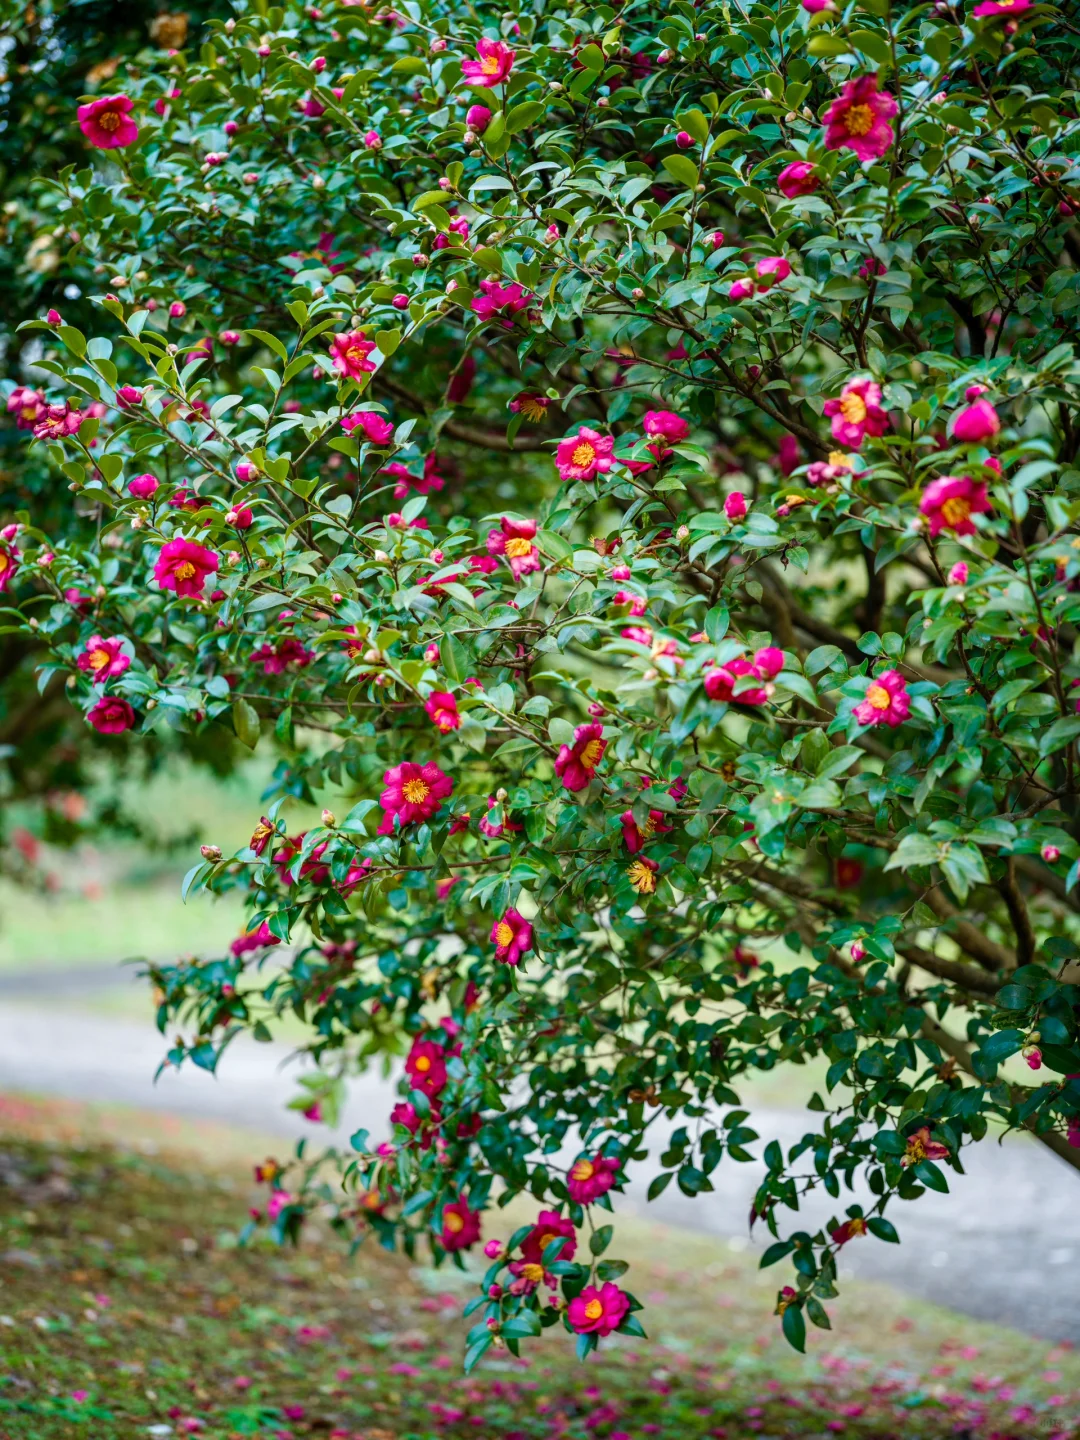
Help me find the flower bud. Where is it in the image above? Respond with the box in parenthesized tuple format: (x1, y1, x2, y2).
(201, 844, 222, 861)
(169, 300, 186, 318)
(675, 130, 694, 149)
(632, 286, 645, 300)
(850, 941, 866, 962)
(1042, 843, 1061, 863)
(392, 294, 409, 309)
(312, 55, 327, 72)
(322, 809, 336, 827)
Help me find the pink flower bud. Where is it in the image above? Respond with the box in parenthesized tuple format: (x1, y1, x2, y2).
(257, 44, 271, 56)
(708, 230, 725, 249)
(729, 278, 755, 301)
(243, 172, 258, 185)
(235, 462, 257, 482)
(438, 177, 452, 190)
(776, 503, 791, 518)
(948, 561, 968, 585)
(724, 491, 747, 520)
(322, 808, 336, 826)
(205, 152, 223, 166)
(201, 844, 222, 861)
(431, 37, 447, 52)
(46, 308, 63, 325)
(483, 1239, 504, 1259)
(1042, 843, 1061, 863)
(850, 942, 866, 962)
(1024, 1046, 1043, 1071)
(675, 131, 694, 149)
(588, 702, 605, 718)
(228, 507, 253, 529)
(364, 130, 382, 149)
(220, 330, 240, 346)
(392, 294, 409, 310)
(169, 301, 186, 318)
(466, 104, 492, 134)
(224, 120, 238, 136)
(312, 55, 327, 72)
(545, 223, 560, 243)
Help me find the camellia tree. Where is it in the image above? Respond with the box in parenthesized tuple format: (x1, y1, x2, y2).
(8, 0, 1080, 1365)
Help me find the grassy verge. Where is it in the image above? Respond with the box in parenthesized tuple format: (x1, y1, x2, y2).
(0, 1096, 1077, 1440)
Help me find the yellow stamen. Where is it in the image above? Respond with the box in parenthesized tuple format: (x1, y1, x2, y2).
(414, 1055, 431, 1073)
(444, 1211, 464, 1233)
(88, 649, 110, 671)
(579, 738, 604, 770)
(571, 441, 596, 468)
(521, 398, 546, 422)
(941, 496, 972, 528)
(481, 53, 500, 74)
(175, 560, 196, 581)
(98, 108, 122, 132)
(495, 921, 515, 947)
(521, 1263, 544, 1284)
(828, 451, 854, 469)
(402, 779, 430, 804)
(866, 683, 891, 711)
(844, 103, 875, 137)
(504, 537, 533, 558)
(627, 860, 657, 894)
(571, 1159, 595, 1182)
(584, 1298, 604, 1321)
(839, 392, 867, 425)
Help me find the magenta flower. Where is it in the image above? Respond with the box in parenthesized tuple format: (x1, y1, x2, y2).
(729, 278, 755, 301)
(471, 277, 533, 326)
(342, 409, 394, 443)
(567, 1282, 630, 1337)
(948, 561, 969, 585)
(620, 808, 671, 854)
(901, 1127, 950, 1168)
(853, 670, 910, 728)
(555, 722, 607, 792)
(642, 410, 688, 442)
(266, 1189, 292, 1221)
(567, 1152, 620, 1203)
(704, 646, 784, 705)
(521, 1209, 576, 1266)
(802, 0, 835, 9)
(755, 256, 791, 289)
(0, 543, 20, 594)
(555, 426, 615, 481)
(424, 691, 461, 733)
(363, 130, 382, 149)
(487, 516, 541, 578)
(33, 402, 83, 440)
(378, 761, 454, 832)
(329, 330, 377, 379)
(439, 1198, 482, 1252)
(724, 491, 747, 520)
(78, 94, 138, 149)
(951, 388, 1001, 444)
(405, 1037, 448, 1096)
(7, 386, 45, 430)
(251, 637, 314, 675)
(154, 537, 218, 598)
(972, 0, 1031, 14)
(230, 921, 280, 957)
(87, 696, 135, 734)
(461, 37, 515, 88)
(77, 635, 130, 683)
(822, 75, 897, 162)
(128, 473, 159, 499)
(823, 378, 889, 448)
(114, 384, 143, 409)
(491, 907, 533, 965)
(465, 103, 492, 132)
(920, 474, 992, 537)
(778, 161, 820, 199)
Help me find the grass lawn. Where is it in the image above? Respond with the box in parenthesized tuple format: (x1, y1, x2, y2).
(0, 1095, 1077, 1440)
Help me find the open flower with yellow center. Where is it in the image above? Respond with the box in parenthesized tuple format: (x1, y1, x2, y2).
(853, 669, 910, 729)
(822, 74, 897, 162)
(379, 761, 453, 833)
(491, 907, 533, 966)
(823, 378, 889, 449)
(627, 857, 659, 894)
(920, 474, 992, 538)
(555, 425, 615, 481)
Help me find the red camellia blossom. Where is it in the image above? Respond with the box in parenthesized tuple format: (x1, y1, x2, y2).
(755, 256, 791, 289)
(951, 386, 1001, 444)
(250, 817, 275, 856)
(822, 75, 897, 162)
(509, 391, 550, 423)
(491, 907, 533, 965)
(567, 1153, 620, 1204)
(87, 696, 136, 734)
(78, 94, 139, 150)
(378, 761, 454, 833)
(0, 543, 19, 594)
(342, 409, 394, 443)
(424, 690, 461, 732)
(919, 474, 992, 537)
(555, 722, 606, 792)
(329, 331, 377, 379)
(724, 491, 747, 521)
(901, 1127, 950, 1168)
(831, 1216, 868, 1245)
(620, 808, 671, 853)
(627, 855, 659, 894)
(972, 0, 1031, 14)
(704, 646, 784, 705)
(153, 537, 219, 598)
(567, 1282, 630, 1337)
(77, 635, 130, 684)
(251, 637, 315, 675)
(778, 161, 820, 198)
(555, 426, 615, 481)
(465, 103, 492, 133)
(521, 1209, 576, 1266)
(461, 37, 515, 87)
(823, 378, 889, 449)
(128, 473, 159, 499)
(7, 386, 45, 429)
(33, 402, 83, 440)
(439, 1198, 481, 1252)
(487, 517, 541, 579)
(230, 921, 281, 957)
(470, 278, 533, 326)
(853, 670, 910, 728)
(114, 385, 143, 409)
(405, 1038, 448, 1096)
(642, 410, 688, 443)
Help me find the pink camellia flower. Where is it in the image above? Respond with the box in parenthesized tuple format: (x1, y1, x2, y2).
(33, 402, 83, 440)
(509, 391, 550, 423)
(724, 491, 747, 520)
(920, 475, 992, 537)
(478, 795, 522, 840)
(342, 410, 394, 443)
(556, 426, 615, 481)
(128, 473, 159, 499)
(266, 1189, 292, 1222)
(440, 1198, 481, 1252)
(948, 561, 969, 585)
(425, 691, 460, 733)
(406, 1038, 448, 1096)
(831, 1216, 868, 1245)
(0, 544, 20, 593)
(461, 37, 515, 87)
(613, 589, 646, 617)
(379, 761, 454, 833)
(1042, 842, 1061, 863)
(704, 646, 784, 706)
(300, 93, 326, 117)
(487, 516, 541, 578)
(620, 808, 671, 854)
(87, 696, 135, 734)
(363, 130, 382, 149)
(823, 75, 897, 162)
(555, 722, 606, 792)
(471, 277, 533, 326)
(567, 1153, 619, 1204)
(78, 94, 139, 149)
(154, 537, 218, 598)
(1024, 1045, 1042, 1070)
(778, 161, 820, 199)
(567, 1282, 630, 1338)
(802, 0, 835, 9)
(330, 331, 377, 379)
(169, 300, 186, 319)
(114, 385, 143, 410)
(951, 388, 1001, 444)
(901, 1126, 950, 1168)
(853, 669, 910, 728)
(643, 410, 688, 443)
(521, 1209, 576, 1266)
(972, 0, 1031, 15)
(491, 907, 533, 966)
(220, 329, 240, 346)
(823, 378, 889, 448)
(77, 635, 130, 683)
(251, 638, 314, 675)
(7, 386, 46, 430)
(755, 256, 791, 289)
(465, 103, 492, 133)
(729, 277, 755, 301)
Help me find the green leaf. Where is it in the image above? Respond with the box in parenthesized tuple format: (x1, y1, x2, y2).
(866, 1216, 900, 1243)
(232, 699, 261, 750)
(782, 1303, 806, 1353)
(848, 28, 893, 65)
(661, 153, 700, 189)
(506, 100, 544, 134)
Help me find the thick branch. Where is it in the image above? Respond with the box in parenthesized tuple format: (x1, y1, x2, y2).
(995, 859, 1035, 969)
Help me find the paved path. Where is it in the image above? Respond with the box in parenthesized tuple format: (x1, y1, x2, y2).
(1, 969, 1078, 1340)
